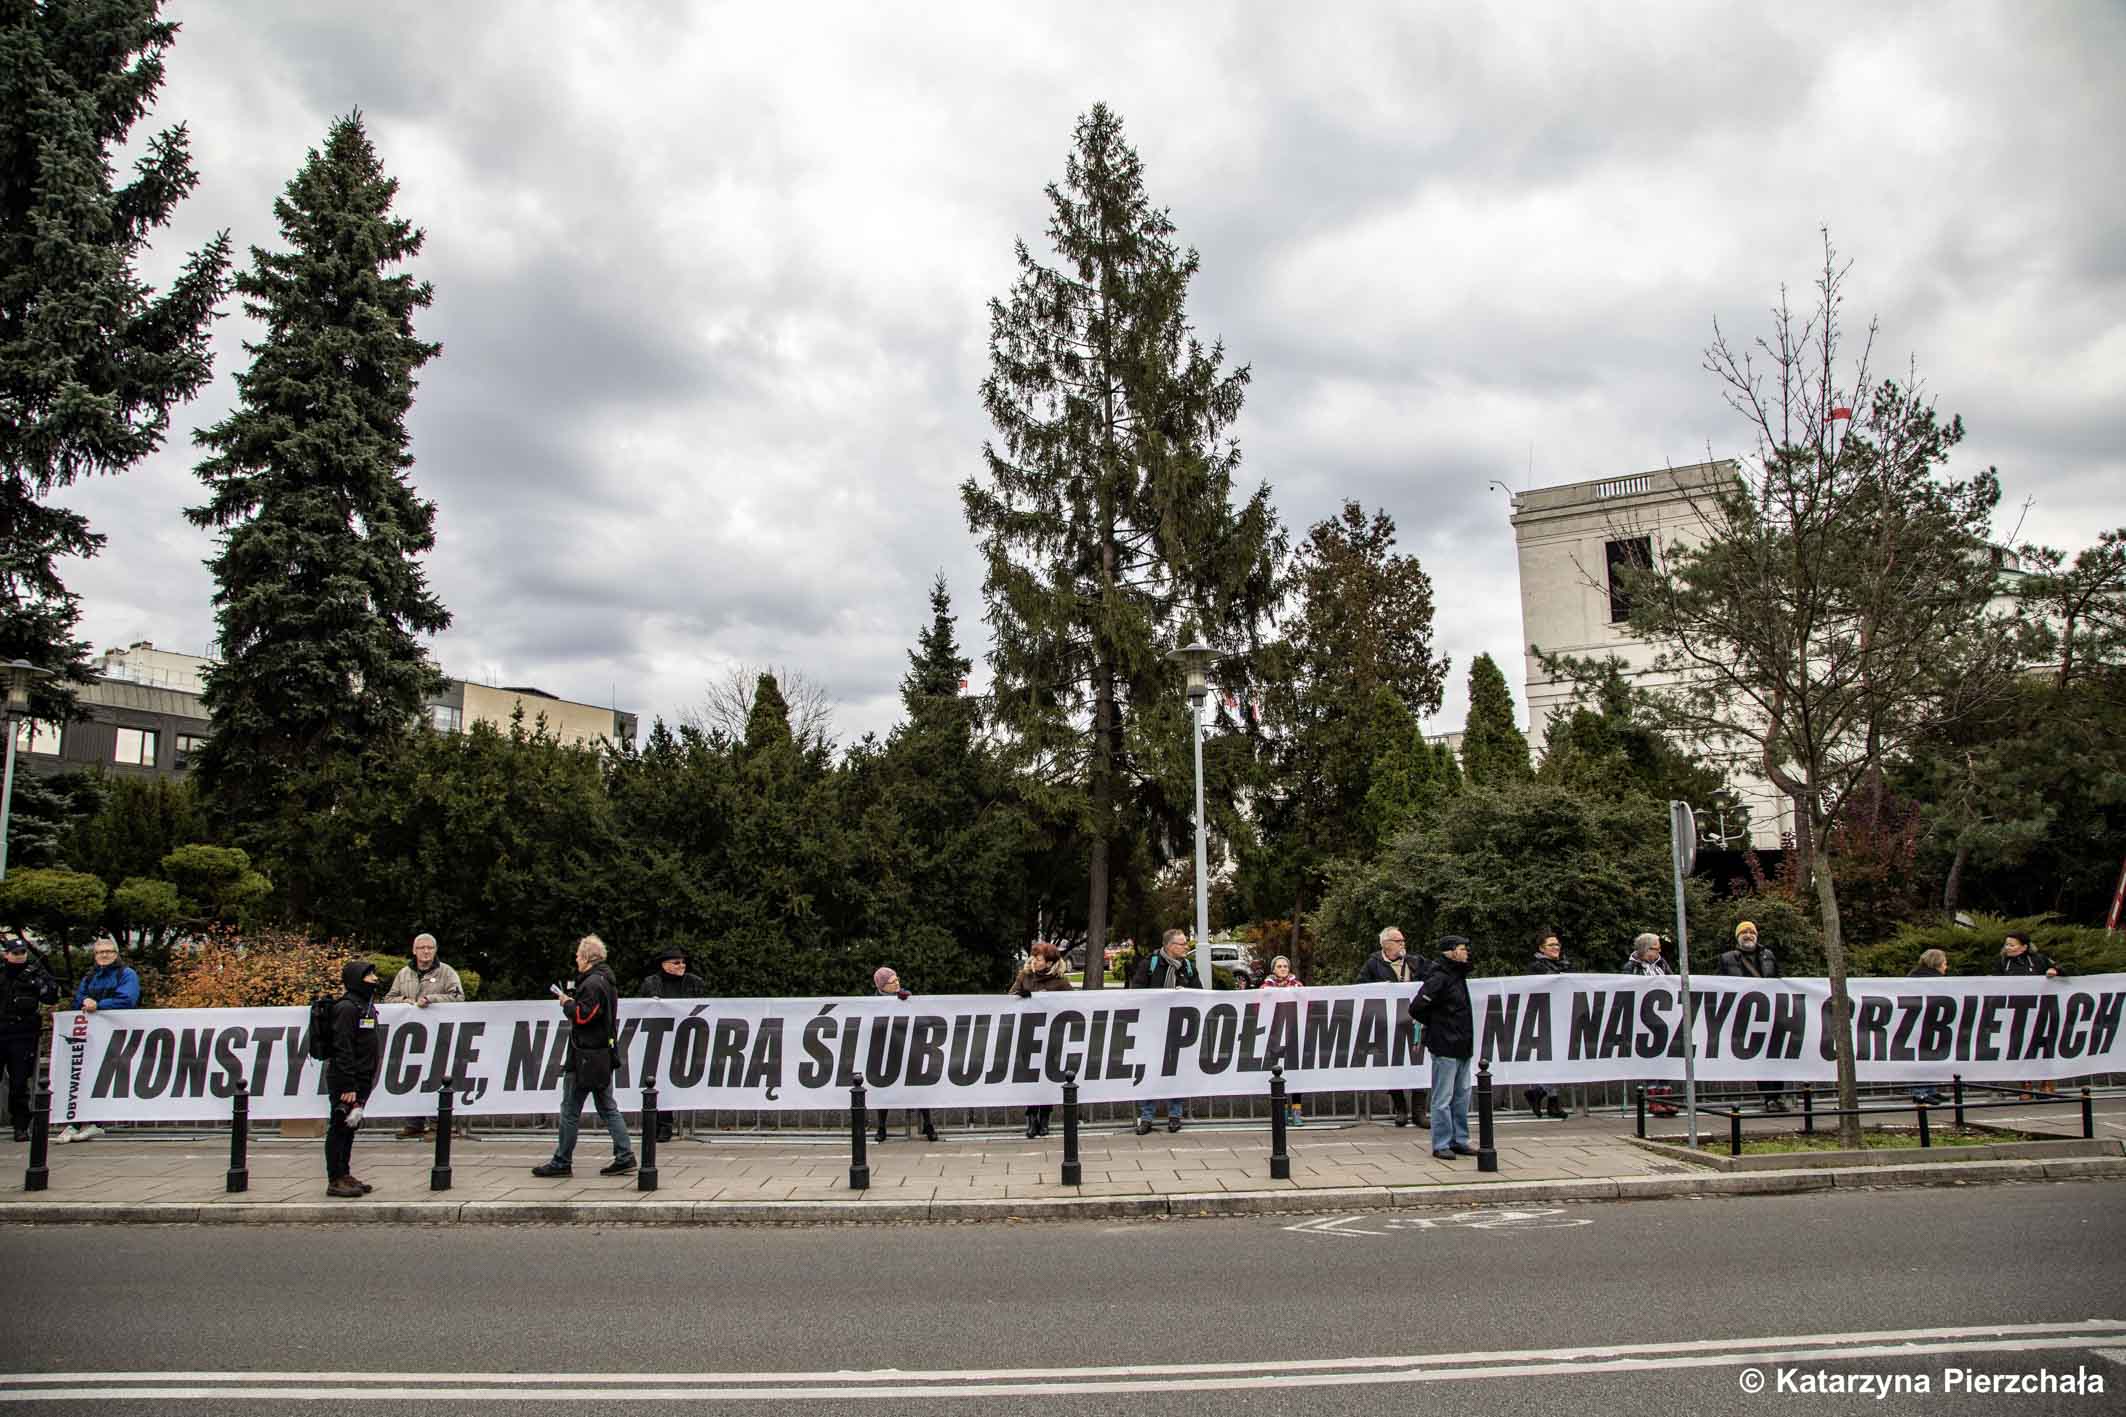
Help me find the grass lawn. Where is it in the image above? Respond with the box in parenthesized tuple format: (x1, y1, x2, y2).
(1736, 1126, 2043, 1154)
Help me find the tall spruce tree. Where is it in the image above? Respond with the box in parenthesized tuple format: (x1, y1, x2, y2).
(963, 104, 1284, 987)
(1459, 653, 1532, 786)
(1, 0, 228, 713)
(188, 113, 448, 872)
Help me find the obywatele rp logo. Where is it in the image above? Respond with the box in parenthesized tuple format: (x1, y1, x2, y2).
(63, 1011, 89, 1123)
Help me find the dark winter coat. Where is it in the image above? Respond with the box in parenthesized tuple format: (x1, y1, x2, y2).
(72, 961, 140, 1011)
(1411, 956, 1475, 1059)
(1996, 949, 2062, 977)
(638, 966, 708, 999)
(1908, 965, 1946, 979)
(1624, 954, 1673, 977)
(326, 961, 382, 1099)
(1356, 950, 1421, 986)
(1527, 951, 1574, 976)
(564, 962, 622, 1089)
(1716, 945, 1778, 979)
(1129, 949, 1202, 990)
(1, 955, 60, 1040)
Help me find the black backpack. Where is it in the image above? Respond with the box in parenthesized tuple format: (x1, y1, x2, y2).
(306, 995, 337, 1062)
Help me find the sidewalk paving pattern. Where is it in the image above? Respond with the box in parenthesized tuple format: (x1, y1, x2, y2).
(7, 1115, 2121, 1222)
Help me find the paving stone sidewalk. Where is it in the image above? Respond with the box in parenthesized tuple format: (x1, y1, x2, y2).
(7, 1117, 2117, 1221)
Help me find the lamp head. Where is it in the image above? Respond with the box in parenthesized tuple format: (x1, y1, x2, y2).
(1168, 640, 1217, 703)
(4, 659, 49, 717)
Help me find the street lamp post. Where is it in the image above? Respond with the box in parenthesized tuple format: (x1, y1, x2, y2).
(1168, 641, 1218, 993)
(1, 659, 53, 882)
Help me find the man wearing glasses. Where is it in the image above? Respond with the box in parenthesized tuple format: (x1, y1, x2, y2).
(60, 939, 140, 1142)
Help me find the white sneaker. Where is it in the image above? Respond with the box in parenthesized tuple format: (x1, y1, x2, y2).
(74, 1124, 103, 1141)
(56, 1126, 78, 1143)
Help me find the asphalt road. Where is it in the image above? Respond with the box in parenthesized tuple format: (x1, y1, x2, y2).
(5, 1180, 2123, 1414)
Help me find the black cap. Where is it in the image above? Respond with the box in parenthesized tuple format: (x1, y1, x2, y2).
(655, 944, 687, 964)
(1438, 935, 1471, 952)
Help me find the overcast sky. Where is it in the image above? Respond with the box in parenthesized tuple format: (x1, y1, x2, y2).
(63, 1, 2124, 742)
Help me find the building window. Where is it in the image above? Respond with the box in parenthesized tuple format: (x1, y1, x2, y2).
(431, 704, 463, 734)
(13, 719, 62, 756)
(113, 727, 160, 768)
(174, 734, 207, 771)
(1606, 536, 1652, 623)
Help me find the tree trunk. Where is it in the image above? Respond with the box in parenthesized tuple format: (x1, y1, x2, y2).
(1789, 793, 1815, 894)
(1081, 650, 1117, 992)
(1812, 853, 1863, 1147)
(1942, 838, 1969, 918)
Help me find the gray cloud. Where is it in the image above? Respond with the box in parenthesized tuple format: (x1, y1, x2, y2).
(54, 0, 2124, 746)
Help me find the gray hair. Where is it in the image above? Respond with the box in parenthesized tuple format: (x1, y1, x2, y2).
(1918, 948, 1948, 970)
(577, 934, 607, 963)
(1378, 926, 1405, 945)
(1633, 932, 1662, 956)
(412, 933, 438, 951)
(1161, 927, 1190, 951)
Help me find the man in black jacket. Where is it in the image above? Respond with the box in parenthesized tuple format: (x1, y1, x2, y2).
(2, 939, 60, 1142)
(1357, 926, 1425, 1127)
(638, 945, 706, 1143)
(1716, 921, 1787, 1113)
(1411, 936, 1476, 1161)
(1523, 929, 1572, 1120)
(534, 934, 636, 1179)
(326, 959, 383, 1198)
(1997, 931, 2066, 1096)
(1128, 930, 1201, 1134)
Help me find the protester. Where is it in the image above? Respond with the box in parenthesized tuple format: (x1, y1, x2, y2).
(1357, 925, 1424, 1127)
(532, 935, 636, 1179)
(1128, 929, 1202, 1134)
(1908, 948, 1950, 1105)
(1623, 933, 1672, 976)
(637, 944, 707, 1143)
(326, 958, 383, 1198)
(869, 966, 938, 1143)
(59, 939, 140, 1141)
(2, 939, 60, 1142)
(383, 932, 467, 1137)
(1411, 936, 1476, 1161)
(1717, 921, 1787, 1113)
(1260, 955, 1305, 1126)
(1997, 931, 2066, 1097)
(1523, 929, 1572, 1120)
(1010, 942, 1073, 1137)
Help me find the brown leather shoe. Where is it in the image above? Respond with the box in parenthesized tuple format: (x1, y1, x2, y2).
(348, 1176, 374, 1194)
(327, 1177, 364, 1199)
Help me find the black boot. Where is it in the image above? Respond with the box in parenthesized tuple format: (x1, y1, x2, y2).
(922, 1118, 938, 1143)
(1546, 1097, 1567, 1121)
(875, 1120, 888, 1143)
(1525, 1089, 1544, 1115)
(1026, 1113, 1040, 1138)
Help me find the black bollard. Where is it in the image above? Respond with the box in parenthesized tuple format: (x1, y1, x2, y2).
(1269, 1066, 1291, 1180)
(1729, 1109, 1743, 1158)
(25, 1085, 51, 1192)
(1801, 1084, 1814, 1136)
(1635, 1087, 1646, 1139)
(2082, 1087, 2095, 1141)
(1916, 1099, 1932, 1148)
(1475, 1060, 1497, 1173)
(226, 1083, 250, 1193)
(430, 1089, 455, 1191)
(1952, 1073, 1965, 1130)
(849, 1081, 870, 1191)
(1059, 1073, 1081, 1186)
(638, 1086, 659, 1192)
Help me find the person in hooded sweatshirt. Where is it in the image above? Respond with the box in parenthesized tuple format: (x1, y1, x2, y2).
(1411, 936, 1477, 1162)
(326, 959, 383, 1198)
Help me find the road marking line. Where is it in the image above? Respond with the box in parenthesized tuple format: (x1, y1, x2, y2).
(6, 1336, 2126, 1403)
(7, 1319, 2121, 1389)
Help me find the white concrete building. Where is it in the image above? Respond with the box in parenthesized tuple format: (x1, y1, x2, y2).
(1507, 461, 1792, 850)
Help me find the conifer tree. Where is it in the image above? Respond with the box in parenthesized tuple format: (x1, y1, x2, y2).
(1, 0, 228, 713)
(1459, 653, 1533, 786)
(964, 104, 1284, 986)
(188, 113, 448, 865)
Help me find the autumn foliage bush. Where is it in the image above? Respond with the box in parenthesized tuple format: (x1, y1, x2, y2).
(157, 928, 353, 1008)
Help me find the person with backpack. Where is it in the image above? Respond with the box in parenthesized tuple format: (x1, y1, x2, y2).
(1410, 936, 1477, 1161)
(324, 959, 383, 1198)
(1128, 929, 1203, 1134)
(533, 935, 636, 1179)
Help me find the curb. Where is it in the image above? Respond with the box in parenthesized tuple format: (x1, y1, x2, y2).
(6, 1155, 2122, 1226)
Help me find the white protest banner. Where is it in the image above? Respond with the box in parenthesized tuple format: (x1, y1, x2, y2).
(45, 975, 2126, 1124)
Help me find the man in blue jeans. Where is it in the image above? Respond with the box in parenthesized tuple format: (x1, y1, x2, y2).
(1128, 929, 1202, 1134)
(1411, 936, 1477, 1160)
(533, 935, 636, 1179)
